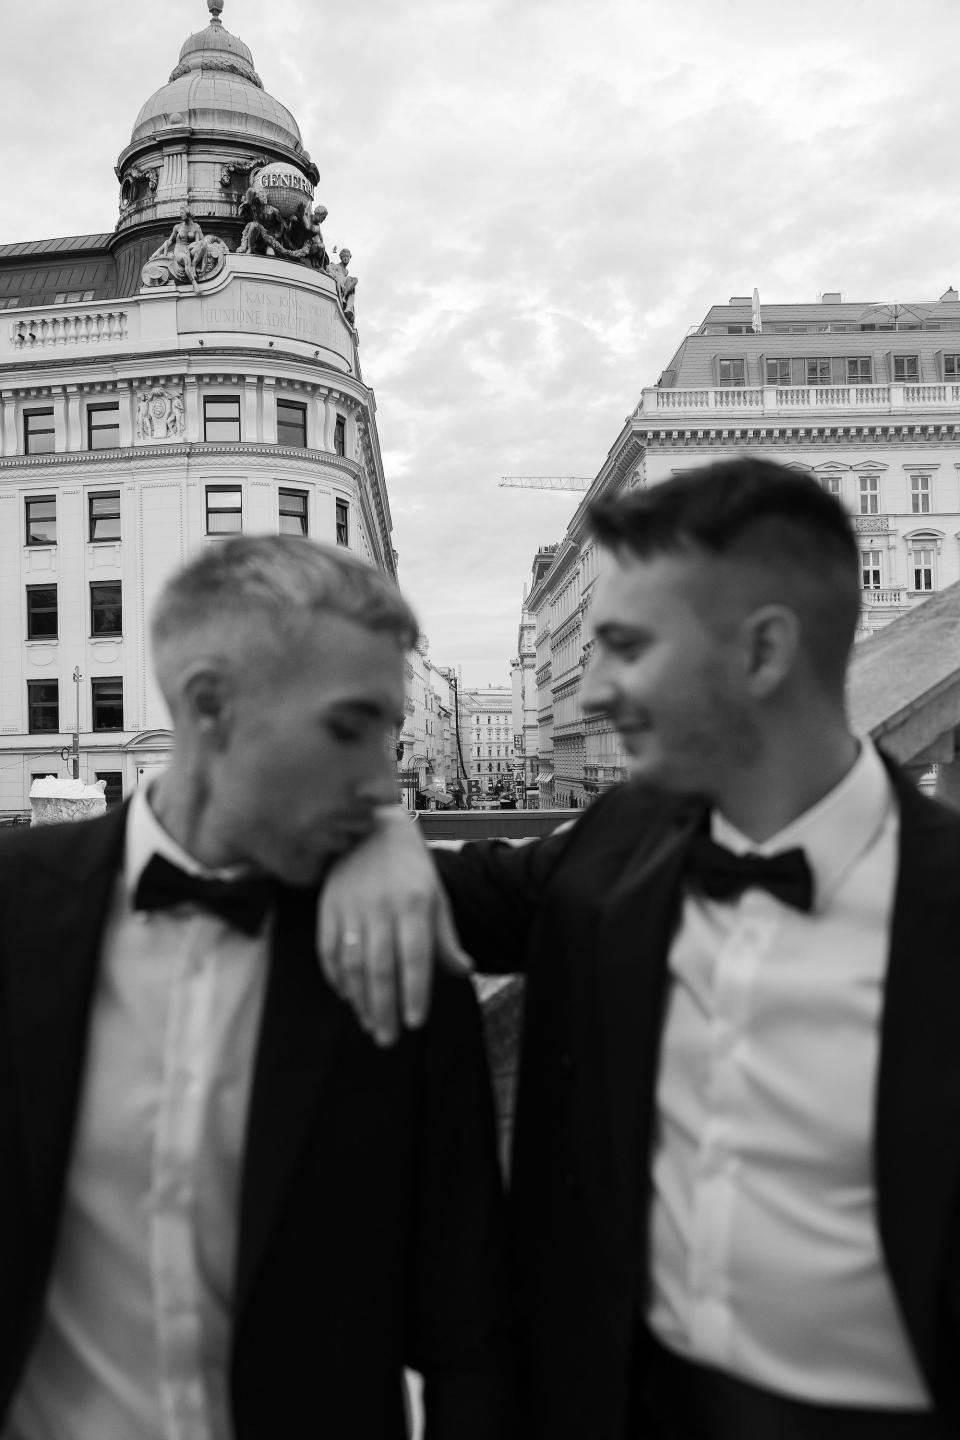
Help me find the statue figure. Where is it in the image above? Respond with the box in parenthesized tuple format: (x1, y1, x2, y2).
(142, 206, 228, 291)
(135, 392, 151, 441)
(236, 187, 285, 257)
(328, 247, 357, 324)
(167, 392, 185, 437)
(285, 200, 329, 270)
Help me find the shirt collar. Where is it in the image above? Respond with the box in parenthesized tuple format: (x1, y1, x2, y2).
(124, 785, 253, 904)
(711, 739, 895, 908)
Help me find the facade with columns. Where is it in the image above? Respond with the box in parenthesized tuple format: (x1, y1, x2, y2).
(0, 2, 396, 816)
(528, 289, 960, 804)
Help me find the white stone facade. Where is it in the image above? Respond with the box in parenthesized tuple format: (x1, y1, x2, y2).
(527, 291, 960, 801)
(0, 255, 395, 815)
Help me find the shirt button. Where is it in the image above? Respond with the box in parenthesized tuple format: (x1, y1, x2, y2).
(563, 1170, 578, 1191)
(559, 1051, 574, 1074)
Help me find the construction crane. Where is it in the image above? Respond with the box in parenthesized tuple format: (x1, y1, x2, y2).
(499, 476, 592, 492)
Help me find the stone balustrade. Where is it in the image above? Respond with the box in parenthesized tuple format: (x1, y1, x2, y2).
(643, 382, 960, 417)
(862, 587, 907, 607)
(11, 310, 129, 349)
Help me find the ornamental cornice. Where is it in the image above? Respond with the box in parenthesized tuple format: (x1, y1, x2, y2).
(551, 612, 583, 647)
(637, 422, 960, 447)
(1, 346, 362, 392)
(0, 442, 363, 474)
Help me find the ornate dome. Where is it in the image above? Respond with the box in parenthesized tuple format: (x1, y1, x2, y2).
(129, 0, 303, 153)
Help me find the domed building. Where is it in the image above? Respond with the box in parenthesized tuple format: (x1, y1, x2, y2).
(0, 1, 398, 815)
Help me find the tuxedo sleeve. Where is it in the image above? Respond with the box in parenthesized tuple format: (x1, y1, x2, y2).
(432, 787, 632, 975)
(405, 968, 516, 1439)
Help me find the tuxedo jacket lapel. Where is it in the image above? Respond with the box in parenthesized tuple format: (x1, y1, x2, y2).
(234, 883, 348, 1316)
(3, 808, 127, 1225)
(595, 804, 702, 1244)
(875, 774, 960, 1372)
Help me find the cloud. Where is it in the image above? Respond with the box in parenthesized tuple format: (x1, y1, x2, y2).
(2, 0, 959, 679)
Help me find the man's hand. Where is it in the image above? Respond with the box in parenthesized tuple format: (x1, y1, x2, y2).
(318, 806, 472, 1046)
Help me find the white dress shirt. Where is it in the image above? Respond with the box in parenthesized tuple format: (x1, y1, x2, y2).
(647, 740, 930, 1407)
(5, 791, 270, 1440)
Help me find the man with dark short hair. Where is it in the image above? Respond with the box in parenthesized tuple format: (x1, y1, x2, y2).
(0, 536, 510, 1440)
(320, 458, 960, 1439)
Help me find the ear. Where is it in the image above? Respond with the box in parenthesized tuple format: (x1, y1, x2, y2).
(740, 604, 800, 698)
(180, 661, 234, 747)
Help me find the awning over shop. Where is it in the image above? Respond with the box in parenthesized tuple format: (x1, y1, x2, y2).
(537, 772, 554, 785)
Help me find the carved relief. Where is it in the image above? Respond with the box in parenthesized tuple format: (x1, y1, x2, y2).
(141, 207, 229, 292)
(220, 154, 268, 187)
(135, 388, 186, 442)
(120, 166, 160, 209)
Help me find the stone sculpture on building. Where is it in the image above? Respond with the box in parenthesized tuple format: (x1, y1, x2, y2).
(135, 387, 186, 441)
(237, 190, 330, 271)
(236, 187, 286, 257)
(141, 206, 228, 291)
(328, 247, 357, 325)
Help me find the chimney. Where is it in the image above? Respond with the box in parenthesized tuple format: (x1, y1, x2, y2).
(820, 292, 842, 304)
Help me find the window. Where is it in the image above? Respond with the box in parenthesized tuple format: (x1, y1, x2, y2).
(24, 409, 55, 455)
(893, 355, 919, 381)
(96, 771, 123, 808)
(89, 491, 120, 541)
(861, 549, 882, 589)
(765, 358, 790, 386)
(31, 770, 58, 785)
(203, 396, 241, 442)
(334, 414, 346, 456)
(206, 486, 242, 534)
(53, 290, 95, 303)
(28, 680, 59, 733)
(910, 474, 931, 515)
(91, 677, 123, 731)
(846, 357, 872, 383)
(911, 547, 935, 592)
(806, 358, 831, 386)
(26, 585, 58, 640)
(717, 358, 745, 387)
(335, 497, 349, 547)
(944, 355, 960, 378)
(25, 495, 56, 546)
(858, 475, 880, 515)
(819, 476, 842, 499)
(0, 298, 20, 310)
(91, 582, 122, 636)
(87, 403, 120, 451)
(277, 400, 307, 448)
(278, 488, 308, 536)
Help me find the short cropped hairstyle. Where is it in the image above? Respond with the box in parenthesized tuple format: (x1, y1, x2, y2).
(588, 458, 862, 689)
(151, 535, 418, 699)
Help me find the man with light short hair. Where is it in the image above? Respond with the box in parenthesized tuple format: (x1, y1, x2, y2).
(0, 535, 510, 1440)
(320, 458, 960, 1440)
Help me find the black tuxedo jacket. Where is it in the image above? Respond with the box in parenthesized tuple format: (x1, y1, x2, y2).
(0, 805, 512, 1440)
(435, 763, 960, 1440)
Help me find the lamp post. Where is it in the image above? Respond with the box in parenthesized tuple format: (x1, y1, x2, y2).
(70, 666, 81, 779)
(60, 667, 81, 778)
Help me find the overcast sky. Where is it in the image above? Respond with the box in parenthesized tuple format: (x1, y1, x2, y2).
(0, 0, 955, 683)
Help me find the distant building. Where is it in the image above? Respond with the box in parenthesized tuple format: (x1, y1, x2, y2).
(0, 1, 396, 815)
(510, 576, 540, 795)
(528, 288, 960, 800)
(464, 684, 516, 791)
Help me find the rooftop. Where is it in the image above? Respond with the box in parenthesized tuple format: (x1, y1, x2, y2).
(850, 579, 960, 761)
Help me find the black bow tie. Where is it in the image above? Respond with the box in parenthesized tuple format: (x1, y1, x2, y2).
(686, 833, 814, 913)
(134, 853, 276, 936)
